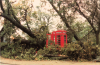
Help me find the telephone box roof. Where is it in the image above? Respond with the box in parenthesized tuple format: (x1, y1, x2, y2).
(52, 30, 67, 34)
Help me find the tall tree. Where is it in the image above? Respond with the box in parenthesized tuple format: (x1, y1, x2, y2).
(0, 0, 53, 49)
(0, 0, 36, 38)
(47, 0, 82, 44)
(0, 0, 45, 48)
(73, 0, 100, 45)
(48, 0, 100, 45)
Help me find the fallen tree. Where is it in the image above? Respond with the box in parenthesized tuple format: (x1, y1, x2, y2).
(13, 38, 46, 49)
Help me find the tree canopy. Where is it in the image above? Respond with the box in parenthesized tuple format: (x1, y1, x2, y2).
(0, 0, 100, 45)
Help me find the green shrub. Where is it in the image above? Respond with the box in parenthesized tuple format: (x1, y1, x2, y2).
(0, 42, 7, 47)
(1, 42, 37, 60)
(37, 41, 100, 61)
(62, 41, 99, 60)
(97, 46, 100, 56)
(1, 41, 100, 61)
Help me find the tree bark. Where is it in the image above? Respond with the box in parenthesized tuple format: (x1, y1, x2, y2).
(0, 0, 5, 13)
(96, 32, 100, 45)
(0, 27, 5, 42)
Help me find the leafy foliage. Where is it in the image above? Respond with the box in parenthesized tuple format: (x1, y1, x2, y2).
(0, 42, 36, 60)
(38, 41, 100, 61)
(1, 40, 100, 61)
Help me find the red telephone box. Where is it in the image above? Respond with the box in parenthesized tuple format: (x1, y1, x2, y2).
(46, 30, 67, 48)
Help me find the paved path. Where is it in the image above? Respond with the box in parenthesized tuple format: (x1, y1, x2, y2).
(0, 56, 100, 65)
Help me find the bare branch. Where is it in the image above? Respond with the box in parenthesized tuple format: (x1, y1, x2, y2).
(0, 0, 5, 13)
(24, 9, 32, 32)
(26, 21, 32, 32)
(6, 0, 20, 24)
(0, 13, 36, 38)
(11, 9, 20, 24)
(75, 1, 97, 32)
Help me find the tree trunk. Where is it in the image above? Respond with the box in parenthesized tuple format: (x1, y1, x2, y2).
(1, 13, 36, 38)
(0, 27, 4, 42)
(1, 36, 4, 42)
(96, 32, 100, 45)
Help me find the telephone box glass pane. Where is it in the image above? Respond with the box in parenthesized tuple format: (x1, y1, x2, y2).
(64, 35, 66, 43)
(54, 36, 55, 42)
(57, 35, 60, 45)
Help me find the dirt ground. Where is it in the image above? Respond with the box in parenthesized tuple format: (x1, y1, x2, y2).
(0, 56, 100, 65)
